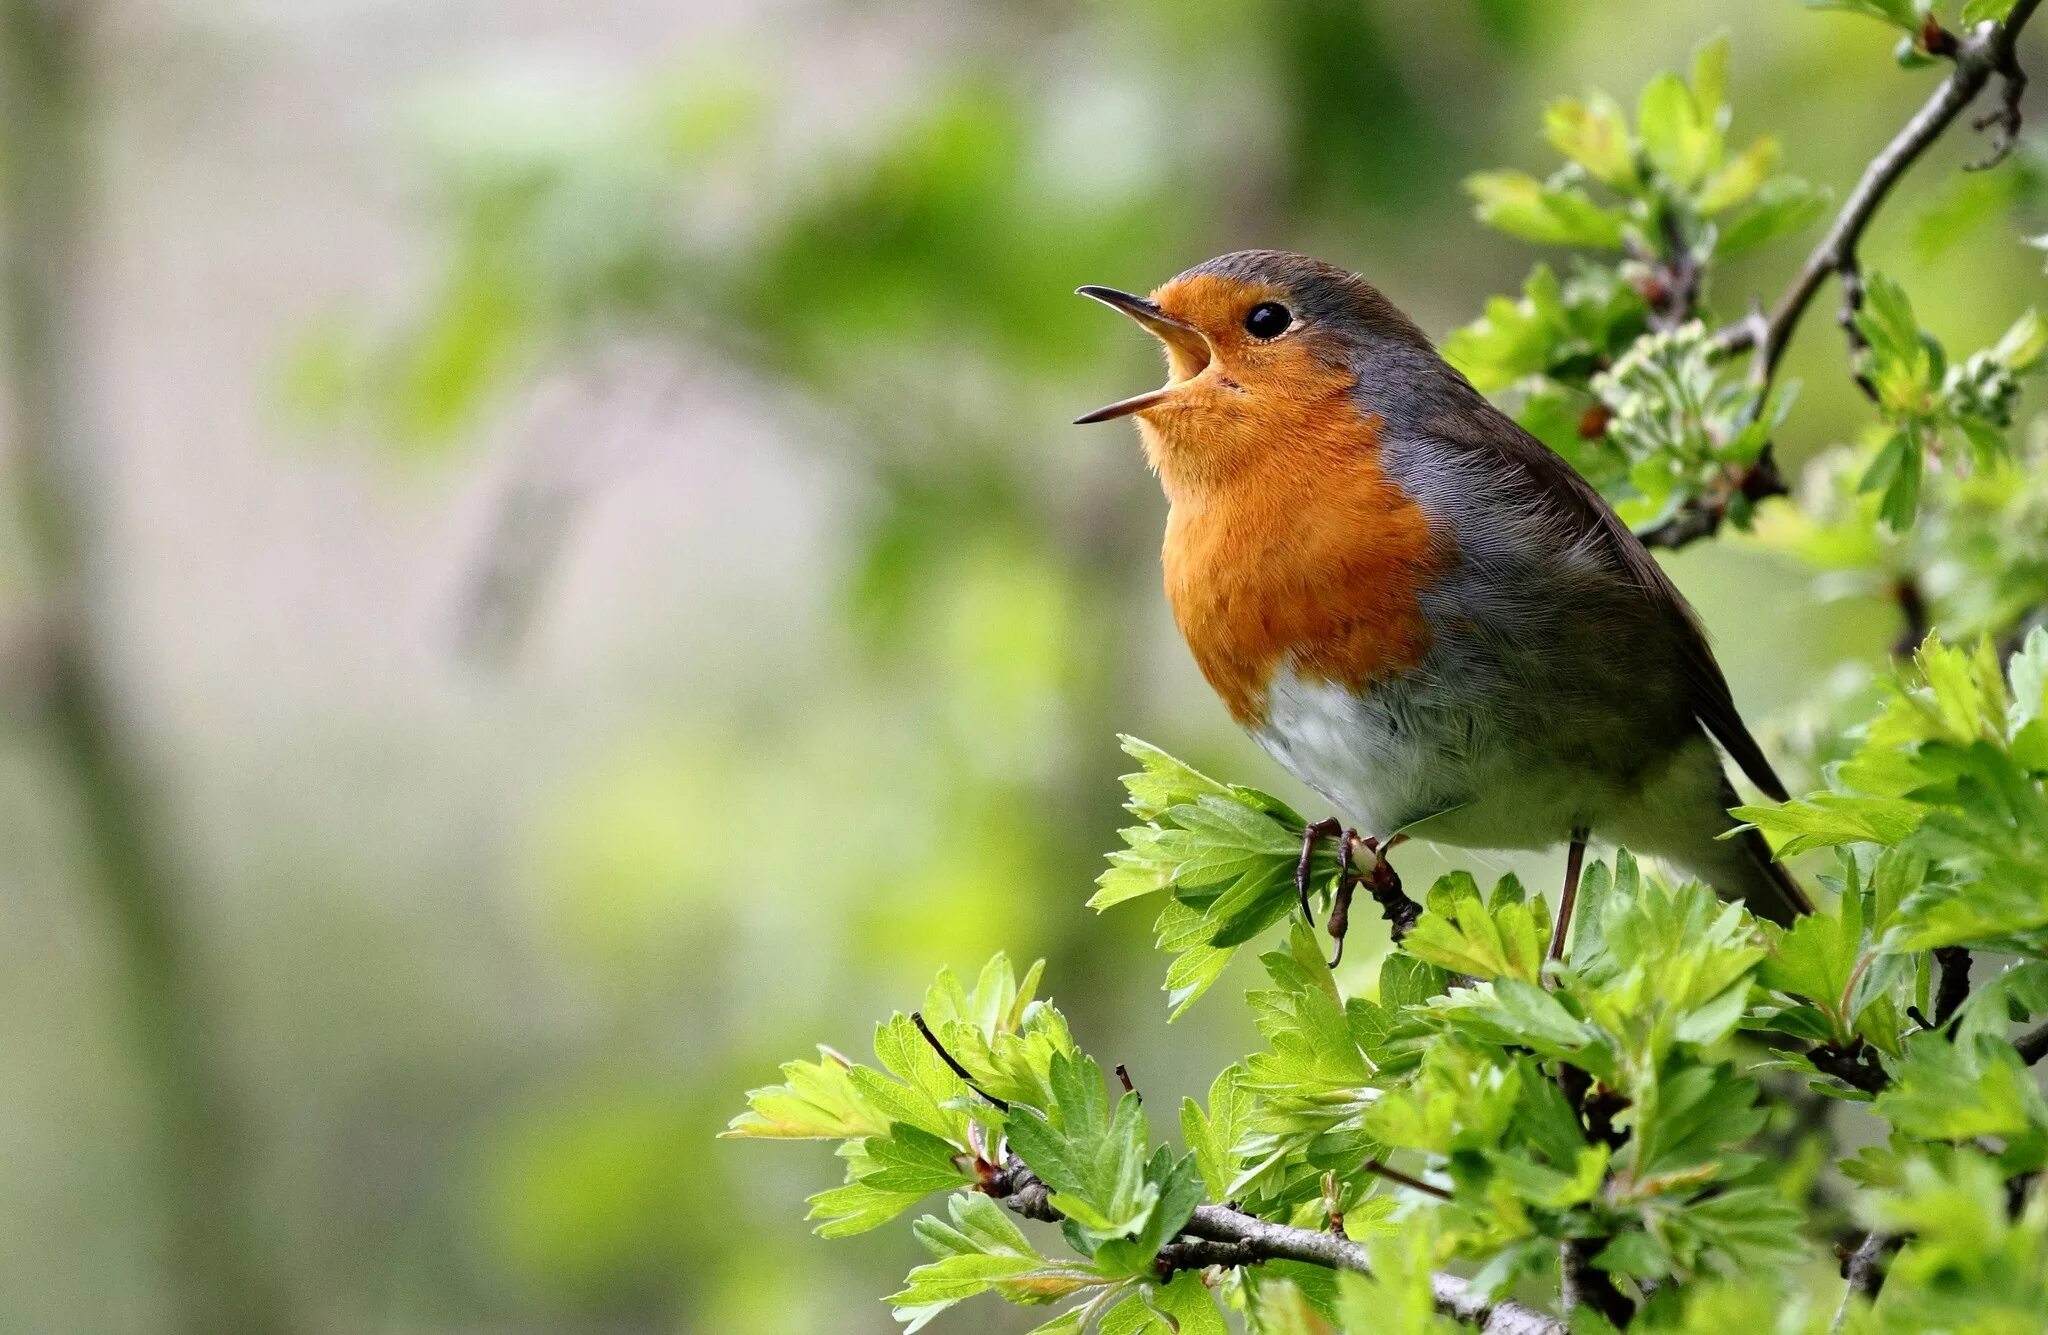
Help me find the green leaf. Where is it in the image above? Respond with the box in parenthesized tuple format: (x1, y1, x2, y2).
(1180, 1067, 1248, 1201)
(1697, 135, 1778, 213)
(1465, 170, 1628, 248)
(1690, 32, 1731, 130)
(1732, 792, 1923, 855)
(1757, 890, 1867, 1041)
(1869, 1152, 2048, 1328)
(1401, 874, 1551, 982)
(725, 1048, 892, 1140)
(891, 1193, 1109, 1328)
(1992, 308, 2048, 373)
(1637, 71, 1714, 188)
(1962, 0, 2021, 21)
(1716, 176, 1827, 255)
(1859, 428, 1924, 531)
(1876, 1031, 2048, 1145)
(1805, 0, 1929, 34)
(1334, 1221, 1463, 1335)
(1004, 1052, 1160, 1245)
(1542, 94, 1637, 188)
(1113, 735, 1231, 822)
(1630, 1064, 1768, 1185)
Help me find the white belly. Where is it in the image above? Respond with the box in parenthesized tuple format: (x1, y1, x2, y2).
(1249, 664, 1648, 852)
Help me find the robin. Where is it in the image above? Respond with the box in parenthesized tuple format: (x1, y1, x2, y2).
(1075, 250, 1809, 960)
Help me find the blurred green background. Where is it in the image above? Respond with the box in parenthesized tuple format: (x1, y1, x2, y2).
(0, 1, 2040, 1332)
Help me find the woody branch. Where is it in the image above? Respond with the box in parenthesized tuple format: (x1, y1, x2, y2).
(1645, 1, 2042, 550)
(985, 1157, 1567, 1335)
(1719, 1, 2044, 389)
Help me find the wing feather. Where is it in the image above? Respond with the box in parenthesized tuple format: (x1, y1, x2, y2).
(1420, 405, 1789, 803)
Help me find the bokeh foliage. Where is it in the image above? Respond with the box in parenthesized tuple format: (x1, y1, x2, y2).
(51, 1, 2036, 1333)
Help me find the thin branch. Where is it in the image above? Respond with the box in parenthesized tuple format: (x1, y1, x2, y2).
(1932, 947, 1973, 1028)
(1182, 1205, 1567, 1335)
(1559, 1237, 1634, 1328)
(911, 1010, 1010, 1111)
(982, 1159, 1566, 1334)
(1153, 1237, 1260, 1276)
(2016, 1019, 2048, 1065)
(1635, 449, 1789, 550)
(1718, 4, 2045, 391)
(1810, 1039, 1890, 1094)
(1363, 1157, 1454, 1201)
(1831, 1230, 1896, 1333)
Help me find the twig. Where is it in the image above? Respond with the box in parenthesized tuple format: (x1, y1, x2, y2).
(2016, 1019, 2048, 1065)
(1182, 1205, 1567, 1335)
(1810, 1038, 1890, 1094)
(982, 1159, 1567, 1333)
(1361, 836, 1422, 941)
(1968, 12, 2032, 170)
(1153, 1237, 1261, 1276)
(911, 1011, 1011, 1111)
(1560, 1237, 1634, 1327)
(1114, 1063, 1138, 1099)
(1717, 4, 2046, 392)
(1932, 947, 1973, 1028)
(1831, 1230, 1896, 1333)
(1635, 450, 1789, 549)
(1892, 577, 1930, 659)
(1363, 1157, 1454, 1201)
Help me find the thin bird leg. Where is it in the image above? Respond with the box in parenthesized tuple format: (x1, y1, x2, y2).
(1295, 817, 1342, 926)
(1547, 828, 1592, 970)
(1327, 831, 1360, 967)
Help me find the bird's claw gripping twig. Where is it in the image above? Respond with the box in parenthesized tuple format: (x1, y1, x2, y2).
(1294, 817, 1342, 927)
(1330, 833, 1415, 966)
(1300, 822, 1416, 965)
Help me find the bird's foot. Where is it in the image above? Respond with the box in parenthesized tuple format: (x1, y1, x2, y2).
(1294, 817, 1343, 928)
(1329, 832, 1413, 966)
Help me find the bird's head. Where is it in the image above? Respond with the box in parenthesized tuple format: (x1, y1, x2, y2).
(1074, 250, 1438, 494)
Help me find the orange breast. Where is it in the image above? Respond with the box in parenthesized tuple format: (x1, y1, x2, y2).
(1157, 397, 1443, 727)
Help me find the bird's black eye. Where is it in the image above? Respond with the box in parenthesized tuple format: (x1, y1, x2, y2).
(1243, 301, 1292, 340)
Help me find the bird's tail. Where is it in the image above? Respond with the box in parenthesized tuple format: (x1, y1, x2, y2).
(1716, 819, 1812, 926)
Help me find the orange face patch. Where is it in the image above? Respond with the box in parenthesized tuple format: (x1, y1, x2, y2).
(1137, 275, 1444, 726)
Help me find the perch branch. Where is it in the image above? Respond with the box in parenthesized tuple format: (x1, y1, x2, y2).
(975, 1151, 1566, 1331)
(1717, 3, 2045, 392)
(1831, 1230, 1897, 1333)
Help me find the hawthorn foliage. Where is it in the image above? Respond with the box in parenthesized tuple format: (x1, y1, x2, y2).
(731, 8, 2048, 1332)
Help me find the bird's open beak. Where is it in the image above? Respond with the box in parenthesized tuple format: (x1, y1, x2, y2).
(1073, 286, 1214, 424)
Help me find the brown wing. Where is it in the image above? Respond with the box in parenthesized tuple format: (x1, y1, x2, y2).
(1423, 404, 1790, 804)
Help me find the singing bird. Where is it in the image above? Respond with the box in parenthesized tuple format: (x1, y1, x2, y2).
(1075, 250, 1809, 950)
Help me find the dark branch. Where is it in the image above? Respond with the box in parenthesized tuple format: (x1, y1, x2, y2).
(1153, 1237, 1261, 1276)
(1810, 1039, 1890, 1094)
(911, 1011, 1010, 1111)
(2016, 1019, 2048, 1065)
(1717, 4, 2045, 392)
(1560, 1237, 1634, 1328)
(1363, 1157, 1454, 1201)
(1832, 1230, 1898, 1333)
(1932, 947, 1973, 1029)
(981, 1158, 1566, 1333)
(1892, 577, 1930, 659)
(1635, 449, 1790, 550)
(1968, 10, 2033, 170)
